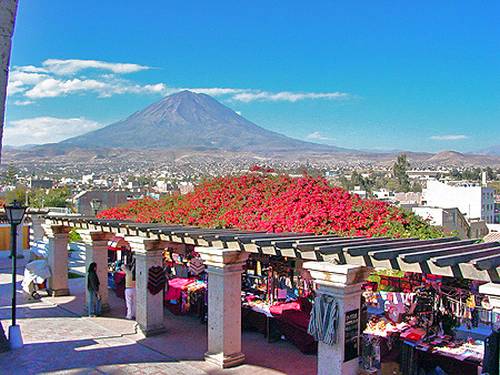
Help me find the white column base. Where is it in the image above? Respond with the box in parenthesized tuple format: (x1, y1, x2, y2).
(8, 325, 23, 349)
(205, 351, 245, 368)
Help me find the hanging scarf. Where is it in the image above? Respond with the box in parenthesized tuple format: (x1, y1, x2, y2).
(308, 294, 339, 345)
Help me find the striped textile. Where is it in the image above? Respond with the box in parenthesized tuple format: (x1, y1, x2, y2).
(307, 294, 339, 345)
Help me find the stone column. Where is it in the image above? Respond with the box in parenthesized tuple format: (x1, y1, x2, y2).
(79, 230, 114, 313)
(15, 219, 25, 257)
(127, 237, 168, 336)
(196, 247, 248, 368)
(303, 262, 370, 375)
(43, 224, 70, 296)
(29, 213, 45, 248)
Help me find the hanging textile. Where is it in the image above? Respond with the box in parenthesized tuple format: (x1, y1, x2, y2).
(188, 257, 205, 276)
(307, 294, 339, 345)
(148, 266, 166, 295)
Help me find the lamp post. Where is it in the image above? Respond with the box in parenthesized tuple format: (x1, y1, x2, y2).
(5, 200, 27, 349)
(89, 198, 102, 216)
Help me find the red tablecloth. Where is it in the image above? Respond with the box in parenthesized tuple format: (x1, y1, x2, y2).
(269, 301, 302, 317)
(164, 277, 196, 301)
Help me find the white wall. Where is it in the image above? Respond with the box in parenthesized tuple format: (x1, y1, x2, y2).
(424, 180, 495, 223)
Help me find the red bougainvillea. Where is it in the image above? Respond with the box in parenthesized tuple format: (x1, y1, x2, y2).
(98, 174, 444, 239)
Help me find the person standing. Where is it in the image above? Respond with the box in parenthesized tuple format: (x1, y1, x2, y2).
(122, 263, 136, 320)
(87, 262, 101, 317)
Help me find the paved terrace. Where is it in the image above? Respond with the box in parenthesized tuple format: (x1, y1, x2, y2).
(15, 214, 500, 375)
(0, 255, 316, 374)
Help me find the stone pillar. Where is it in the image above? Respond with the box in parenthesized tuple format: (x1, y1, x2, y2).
(303, 262, 370, 375)
(127, 237, 168, 336)
(29, 213, 45, 248)
(43, 224, 70, 296)
(196, 247, 248, 368)
(79, 230, 114, 313)
(15, 219, 25, 257)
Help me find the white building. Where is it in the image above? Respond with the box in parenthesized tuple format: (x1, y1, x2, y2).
(423, 180, 495, 224)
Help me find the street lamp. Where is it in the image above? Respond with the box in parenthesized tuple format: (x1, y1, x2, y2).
(4, 199, 27, 349)
(90, 198, 102, 216)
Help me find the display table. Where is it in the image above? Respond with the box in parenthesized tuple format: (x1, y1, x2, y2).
(164, 277, 206, 317)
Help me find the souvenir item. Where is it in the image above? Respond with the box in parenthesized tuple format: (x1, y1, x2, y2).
(148, 266, 166, 295)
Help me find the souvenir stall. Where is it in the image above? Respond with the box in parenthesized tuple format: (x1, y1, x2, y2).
(360, 270, 500, 375)
(163, 244, 207, 320)
(241, 254, 317, 353)
(107, 236, 133, 299)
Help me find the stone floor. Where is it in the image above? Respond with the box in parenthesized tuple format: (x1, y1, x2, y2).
(0, 254, 317, 374)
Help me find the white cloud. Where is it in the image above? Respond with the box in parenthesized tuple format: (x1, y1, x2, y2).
(430, 134, 468, 141)
(5, 117, 103, 146)
(232, 90, 349, 103)
(23, 77, 167, 99)
(12, 100, 34, 106)
(7, 59, 352, 104)
(306, 131, 334, 141)
(167, 87, 350, 103)
(41, 59, 150, 75)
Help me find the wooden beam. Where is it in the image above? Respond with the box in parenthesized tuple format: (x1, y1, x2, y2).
(402, 241, 492, 263)
(372, 239, 478, 261)
(347, 237, 457, 257)
(432, 246, 500, 267)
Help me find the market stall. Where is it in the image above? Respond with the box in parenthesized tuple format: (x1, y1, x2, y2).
(360, 270, 500, 375)
(241, 254, 317, 353)
(163, 247, 207, 320)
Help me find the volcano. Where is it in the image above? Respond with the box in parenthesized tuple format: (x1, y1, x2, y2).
(60, 90, 348, 152)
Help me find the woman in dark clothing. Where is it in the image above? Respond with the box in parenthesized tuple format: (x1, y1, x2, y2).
(87, 262, 101, 317)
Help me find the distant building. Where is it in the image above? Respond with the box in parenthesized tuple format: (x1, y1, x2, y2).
(412, 206, 488, 239)
(73, 190, 136, 216)
(495, 201, 500, 224)
(423, 180, 495, 224)
(350, 187, 367, 199)
(179, 182, 195, 195)
(28, 178, 53, 189)
(394, 192, 422, 206)
(372, 189, 394, 202)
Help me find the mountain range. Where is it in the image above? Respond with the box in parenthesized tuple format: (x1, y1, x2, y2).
(6, 90, 500, 167)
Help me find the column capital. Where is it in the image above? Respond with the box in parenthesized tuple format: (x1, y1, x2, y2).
(195, 247, 249, 270)
(42, 224, 70, 238)
(125, 236, 169, 253)
(78, 230, 114, 244)
(303, 262, 371, 288)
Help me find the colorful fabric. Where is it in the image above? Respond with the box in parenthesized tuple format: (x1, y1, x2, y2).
(165, 277, 196, 301)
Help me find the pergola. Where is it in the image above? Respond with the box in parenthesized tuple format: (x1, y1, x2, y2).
(31, 214, 500, 375)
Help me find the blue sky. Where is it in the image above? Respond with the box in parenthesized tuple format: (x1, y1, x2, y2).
(5, 1, 500, 152)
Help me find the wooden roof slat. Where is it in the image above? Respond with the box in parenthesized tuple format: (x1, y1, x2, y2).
(238, 233, 312, 245)
(199, 231, 265, 241)
(315, 238, 397, 254)
(348, 237, 458, 257)
(402, 241, 491, 263)
(252, 234, 335, 247)
(472, 251, 500, 271)
(272, 235, 341, 249)
(294, 237, 368, 252)
(372, 239, 478, 261)
(432, 246, 500, 267)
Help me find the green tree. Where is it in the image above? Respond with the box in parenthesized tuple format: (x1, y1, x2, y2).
(5, 186, 27, 204)
(28, 187, 71, 208)
(1, 164, 18, 185)
(392, 154, 411, 192)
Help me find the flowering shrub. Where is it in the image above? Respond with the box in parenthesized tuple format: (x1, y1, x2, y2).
(99, 174, 445, 239)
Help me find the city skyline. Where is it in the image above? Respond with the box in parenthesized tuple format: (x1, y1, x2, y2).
(4, 1, 500, 153)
